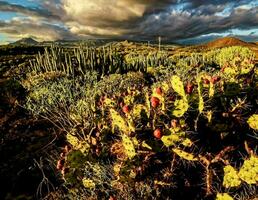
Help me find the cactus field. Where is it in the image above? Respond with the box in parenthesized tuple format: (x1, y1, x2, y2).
(0, 40, 258, 200)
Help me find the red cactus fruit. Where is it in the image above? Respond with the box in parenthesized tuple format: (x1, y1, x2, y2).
(151, 97, 160, 108)
(156, 87, 163, 95)
(203, 78, 210, 84)
(185, 82, 194, 94)
(153, 128, 162, 139)
(211, 76, 221, 84)
(122, 105, 130, 114)
(109, 196, 117, 200)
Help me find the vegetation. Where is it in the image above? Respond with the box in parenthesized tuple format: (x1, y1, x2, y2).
(1, 40, 257, 199)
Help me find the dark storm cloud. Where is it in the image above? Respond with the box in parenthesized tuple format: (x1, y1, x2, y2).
(55, 0, 257, 40)
(185, 0, 253, 8)
(130, 6, 258, 41)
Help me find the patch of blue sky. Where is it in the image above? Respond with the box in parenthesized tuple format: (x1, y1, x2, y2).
(0, 33, 6, 41)
(237, 1, 258, 9)
(171, 2, 188, 12)
(4, 0, 40, 8)
(0, 33, 13, 44)
(0, 11, 17, 21)
(229, 28, 258, 36)
(215, 5, 234, 17)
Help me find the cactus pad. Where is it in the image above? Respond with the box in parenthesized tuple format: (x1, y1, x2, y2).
(238, 155, 258, 184)
(171, 75, 186, 97)
(172, 148, 198, 161)
(216, 193, 234, 200)
(172, 99, 189, 117)
(122, 134, 136, 159)
(110, 108, 129, 133)
(223, 165, 241, 188)
(247, 114, 258, 130)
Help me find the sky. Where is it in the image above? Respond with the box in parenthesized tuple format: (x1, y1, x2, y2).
(0, 0, 257, 44)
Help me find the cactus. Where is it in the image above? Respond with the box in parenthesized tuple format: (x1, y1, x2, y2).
(171, 75, 189, 117)
(24, 43, 258, 199)
(222, 165, 241, 188)
(161, 128, 186, 147)
(82, 178, 95, 189)
(216, 193, 234, 200)
(122, 134, 136, 159)
(66, 133, 90, 154)
(209, 82, 215, 98)
(132, 104, 147, 119)
(172, 148, 198, 161)
(247, 114, 258, 130)
(171, 75, 186, 97)
(238, 155, 258, 184)
(181, 138, 193, 147)
(67, 133, 80, 147)
(172, 99, 189, 117)
(110, 108, 129, 134)
(196, 75, 204, 113)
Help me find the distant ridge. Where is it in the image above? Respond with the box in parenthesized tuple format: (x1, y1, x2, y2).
(12, 37, 38, 45)
(202, 37, 256, 49)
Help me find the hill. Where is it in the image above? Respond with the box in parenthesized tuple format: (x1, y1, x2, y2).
(12, 38, 38, 46)
(188, 37, 258, 60)
(202, 37, 256, 49)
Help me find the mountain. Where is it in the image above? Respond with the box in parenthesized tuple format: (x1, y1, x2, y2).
(202, 37, 256, 49)
(12, 37, 38, 45)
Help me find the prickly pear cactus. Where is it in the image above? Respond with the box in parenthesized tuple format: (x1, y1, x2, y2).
(222, 165, 241, 188)
(172, 99, 189, 117)
(196, 75, 204, 113)
(238, 155, 258, 184)
(104, 97, 116, 107)
(122, 134, 136, 159)
(67, 133, 80, 147)
(247, 114, 258, 131)
(181, 138, 193, 147)
(171, 75, 186, 97)
(206, 110, 213, 123)
(161, 128, 186, 147)
(161, 82, 170, 93)
(127, 115, 136, 133)
(132, 104, 147, 119)
(82, 178, 95, 189)
(209, 82, 215, 98)
(172, 148, 198, 161)
(110, 108, 129, 133)
(216, 193, 234, 200)
(171, 75, 189, 117)
(67, 132, 90, 154)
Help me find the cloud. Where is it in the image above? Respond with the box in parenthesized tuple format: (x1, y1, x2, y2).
(0, 18, 74, 41)
(0, 0, 257, 42)
(134, 7, 258, 40)
(0, 1, 60, 20)
(56, 0, 258, 40)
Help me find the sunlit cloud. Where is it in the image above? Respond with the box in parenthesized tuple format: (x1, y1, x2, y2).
(0, 0, 257, 43)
